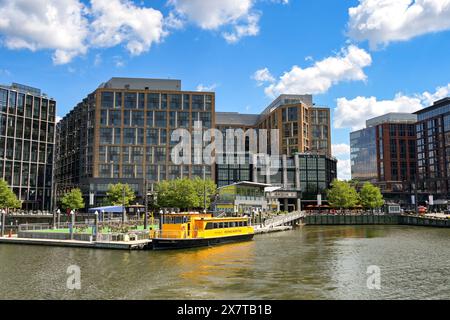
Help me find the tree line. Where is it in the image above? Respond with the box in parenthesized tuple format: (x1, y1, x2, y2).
(327, 180, 384, 210)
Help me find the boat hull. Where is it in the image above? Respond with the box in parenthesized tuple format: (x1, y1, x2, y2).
(152, 233, 254, 250)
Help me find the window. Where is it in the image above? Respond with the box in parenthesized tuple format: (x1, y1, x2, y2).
(155, 111, 166, 127)
(147, 93, 159, 109)
(146, 129, 158, 145)
(124, 93, 137, 109)
(132, 111, 144, 126)
(183, 95, 190, 110)
(192, 95, 204, 110)
(123, 128, 136, 145)
(100, 128, 113, 144)
(0, 89, 7, 113)
(169, 94, 181, 110)
(115, 92, 122, 108)
(101, 92, 114, 108)
(107, 110, 120, 126)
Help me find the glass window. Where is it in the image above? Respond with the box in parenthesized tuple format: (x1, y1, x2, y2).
(146, 129, 158, 145)
(100, 110, 108, 125)
(0, 89, 7, 113)
(123, 128, 136, 145)
(101, 92, 114, 108)
(124, 93, 137, 109)
(115, 92, 122, 108)
(132, 111, 144, 126)
(147, 93, 159, 109)
(33, 97, 40, 119)
(192, 95, 204, 111)
(17, 94, 25, 116)
(146, 111, 153, 127)
(100, 128, 113, 144)
(25, 96, 33, 118)
(161, 94, 167, 109)
(183, 94, 190, 110)
(155, 111, 166, 127)
(169, 94, 182, 110)
(138, 93, 145, 109)
(109, 110, 121, 126)
(114, 128, 121, 144)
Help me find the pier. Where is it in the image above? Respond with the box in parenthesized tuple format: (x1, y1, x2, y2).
(0, 236, 152, 250)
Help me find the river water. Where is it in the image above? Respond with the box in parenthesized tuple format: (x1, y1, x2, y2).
(0, 225, 449, 300)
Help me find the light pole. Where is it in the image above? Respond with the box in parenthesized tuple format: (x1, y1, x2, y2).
(122, 185, 126, 223)
(144, 179, 148, 230)
(203, 167, 207, 213)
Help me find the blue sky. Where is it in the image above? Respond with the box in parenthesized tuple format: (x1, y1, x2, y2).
(1, 0, 450, 179)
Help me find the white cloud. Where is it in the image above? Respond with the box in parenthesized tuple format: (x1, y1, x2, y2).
(0, 0, 89, 65)
(56, 116, 63, 123)
(0, 0, 167, 64)
(252, 67, 275, 86)
(332, 144, 351, 157)
(348, 0, 450, 49)
(89, 0, 166, 56)
(223, 12, 260, 43)
(196, 83, 217, 92)
(334, 83, 450, 131)
(262, 45, 372, 97)
(337, 159, 352, 181)
(113, 56, 125, 68)
(168, 0, 260, 42)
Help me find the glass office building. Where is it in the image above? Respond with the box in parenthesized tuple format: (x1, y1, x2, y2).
(0, 83, 56, 210)
(415, 98, 450, 199)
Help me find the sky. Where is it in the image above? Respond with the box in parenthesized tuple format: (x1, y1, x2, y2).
(1, 0, 450, 180)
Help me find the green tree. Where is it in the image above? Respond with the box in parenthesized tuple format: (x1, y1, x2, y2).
(155, 178, 217, 210)
(0, 179, 21, 210)
(106, 183, 136, 206)
(156, 179, 198, 210)
(60, 188, 85, 211)
(192, 177, 217, 210)
(327, 179, 360, 209)
(359, 182, 384, 211)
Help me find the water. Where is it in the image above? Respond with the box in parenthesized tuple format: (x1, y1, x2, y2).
(0, 225, 449, 300)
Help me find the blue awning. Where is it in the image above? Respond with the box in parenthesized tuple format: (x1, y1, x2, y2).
(88, 206, 124, 213)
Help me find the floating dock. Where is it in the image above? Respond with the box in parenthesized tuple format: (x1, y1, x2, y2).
(0, 236, 152, 250)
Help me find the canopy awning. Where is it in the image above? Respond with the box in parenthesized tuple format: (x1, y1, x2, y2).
(88, 206, 124, 213)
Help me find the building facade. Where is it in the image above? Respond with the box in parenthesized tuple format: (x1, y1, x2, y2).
(415, 98, 450, 201)
(215, 94, 336, 211)
(56, 78, 215, 207)
(351, 113, 418, 202)
(0, 83, 56, 210)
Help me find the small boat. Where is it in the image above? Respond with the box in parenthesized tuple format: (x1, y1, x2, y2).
(151, 213, 254, 250)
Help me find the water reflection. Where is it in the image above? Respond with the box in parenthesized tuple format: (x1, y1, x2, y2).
(0, 226, 449, 300)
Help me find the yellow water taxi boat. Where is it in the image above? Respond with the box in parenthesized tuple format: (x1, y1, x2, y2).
(151, 213, 254, 250)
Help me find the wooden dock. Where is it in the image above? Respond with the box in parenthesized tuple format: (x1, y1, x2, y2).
(0, 236, 152, 250)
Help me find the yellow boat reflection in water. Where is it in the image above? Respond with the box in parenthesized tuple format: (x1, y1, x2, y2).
(151, 213, 255, 250)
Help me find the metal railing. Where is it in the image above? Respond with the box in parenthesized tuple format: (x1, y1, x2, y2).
(254, 211, 304, 230)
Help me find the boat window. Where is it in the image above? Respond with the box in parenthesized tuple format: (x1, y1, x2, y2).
(219, 222, 224, 229)
(230, 222, 236, 228)
(243, 221, 248, 227)
(213, 223, 219, 229)
(205, 223, 214, 230)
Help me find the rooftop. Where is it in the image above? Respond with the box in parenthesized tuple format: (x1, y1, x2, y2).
(0, 82, 48, 97)
(366, 113, 418, 127)
(98, 77, 182, 91)
(216, 112, 261, 126)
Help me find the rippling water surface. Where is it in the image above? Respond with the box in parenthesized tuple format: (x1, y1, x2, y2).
(0, 225, 449, 300)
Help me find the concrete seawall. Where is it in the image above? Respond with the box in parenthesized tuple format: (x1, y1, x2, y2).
(304, 214, 450, 228)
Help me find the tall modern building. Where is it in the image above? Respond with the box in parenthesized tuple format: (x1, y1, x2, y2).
(414, 97, 450, 201)
(351, 113, 417, 201)
(56, 78, 215, 206)
(0, 83, 56, 210)
(215, 94, 336, 211)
